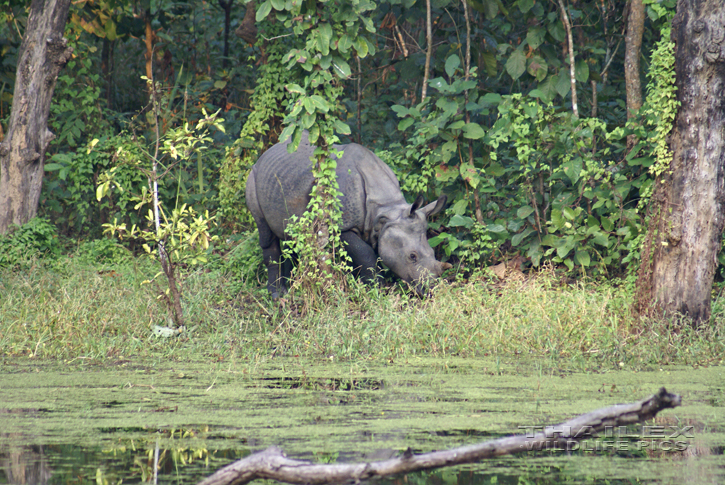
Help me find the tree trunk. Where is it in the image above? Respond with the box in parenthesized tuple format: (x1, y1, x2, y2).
(0, 0, 72, 235)
(235, 1, 257, 46)
(101, 38, 115, 109)
(644, 0, 725, 324)
(218, 0, 234, 68)
(624, 0, 645, 148)
(144, 9, 155, 93)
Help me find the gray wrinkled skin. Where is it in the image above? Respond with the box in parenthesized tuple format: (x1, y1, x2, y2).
(245, 132, 451, 298)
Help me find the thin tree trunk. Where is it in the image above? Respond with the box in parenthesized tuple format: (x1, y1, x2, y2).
(624, 0, 645, 148)
(144, 9, 155, 96)
(421, 0, 432, 101)
(557, 0, 578, 118)
(218, 0, 234, 67)
(0, 0, 72, 234)
(640, 0, 725, 324)
(462, 0, 482, 223)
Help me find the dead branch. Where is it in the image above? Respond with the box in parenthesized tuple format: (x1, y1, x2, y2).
(197, 387, 681, 485)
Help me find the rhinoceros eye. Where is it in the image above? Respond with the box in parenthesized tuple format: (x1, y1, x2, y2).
(409, 252, 418, 263)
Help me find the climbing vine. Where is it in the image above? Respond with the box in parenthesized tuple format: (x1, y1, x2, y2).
(642, 25, 678, 185)
(253, 0, 376, 304)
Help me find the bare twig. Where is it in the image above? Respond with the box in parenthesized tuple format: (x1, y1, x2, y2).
(394, 25, 409, 57)
(198, 388, 681, 485)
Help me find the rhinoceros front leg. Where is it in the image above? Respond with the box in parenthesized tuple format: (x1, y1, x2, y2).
(340, 231, 380, 285)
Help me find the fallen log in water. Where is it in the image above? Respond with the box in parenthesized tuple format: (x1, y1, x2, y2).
(198, 387, 681, 485)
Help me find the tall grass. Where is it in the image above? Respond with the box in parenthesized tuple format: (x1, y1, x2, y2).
(1, 254, 723, 368)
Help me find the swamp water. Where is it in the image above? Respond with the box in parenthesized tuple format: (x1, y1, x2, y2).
(0, 358, 723, 485)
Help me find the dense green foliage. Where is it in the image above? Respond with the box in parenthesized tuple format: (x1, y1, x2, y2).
(0, 0, 710, 302)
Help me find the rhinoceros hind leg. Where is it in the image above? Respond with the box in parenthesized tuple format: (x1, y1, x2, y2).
(255, 217, 288, 299)
(262, 241, 288, 299)
(341, 231, 380, 285)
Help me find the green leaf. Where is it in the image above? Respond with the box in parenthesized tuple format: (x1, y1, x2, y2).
(318, 23, 332, 56)
(517, 0, 534, 13)
(575, 250, 591, 267)
(505, 49, 526, 80)
(354, 37, 369, 58)
(481, 50, 497, 76)
(512, 227, 535, 246)
(309, 95, 329, 112)
(279, 124, 295, 143)
(334, 119, 351, 135)
(44, 163, 64, 172)
(562, 207, 577, 220)
(487, 223, 507, 233)
(459, 162, 481, 188)
(452, 198, 468, 215)
(575, 59, 589, 83)
(462, 122, 485, 139)
(285, 83, 306, 95)
(429, 77, 450, 91)
(338, 34, 352, 53)
(537, 75, 557, 103)
(302, 97, 315, 114)
(556, 69, 571, 97)
(435, 164, 460, 183)
(398, 118, 415, 131)
(445, 54, 461, 77)
(308, 125, 320, 145)
(527, 56, 548, 82)
(592, 232, 609, 247)
(517, 205, 535, 219)
(449, 214, 474, 228)
(481, 93, 502, 106)
(563, 157, 583, 184)
(256, 0, 272, 21)
(391, 105, 410, 118)
(600, 217, 614, 232)
(486, 162, 506, 177)
(526, 27, 546, 50)
(271, 0, 285, 9)
(332, 57, 351, 78)
(556, 239, 574, 259)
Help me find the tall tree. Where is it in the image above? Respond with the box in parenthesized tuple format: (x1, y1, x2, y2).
(638, 0, 725, 324)
(624, 0, 645, 148)
(0, 0, 73, 234)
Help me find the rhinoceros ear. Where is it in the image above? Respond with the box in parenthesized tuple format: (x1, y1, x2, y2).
(418, 195, 447, 218)
(409, 194, 425, 216)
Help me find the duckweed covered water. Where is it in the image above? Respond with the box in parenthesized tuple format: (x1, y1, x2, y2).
(0, 357, 723, 484)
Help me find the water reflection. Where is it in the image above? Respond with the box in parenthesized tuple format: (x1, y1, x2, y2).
(0, 442, 52, 485)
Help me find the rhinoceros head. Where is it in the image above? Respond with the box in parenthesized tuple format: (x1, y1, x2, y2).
(375, 195, 452, 294)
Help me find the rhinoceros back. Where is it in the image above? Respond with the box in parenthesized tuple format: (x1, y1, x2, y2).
(248, 133, 405, 241)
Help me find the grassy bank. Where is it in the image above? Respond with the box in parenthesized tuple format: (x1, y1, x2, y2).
(1, 252, 723, 369)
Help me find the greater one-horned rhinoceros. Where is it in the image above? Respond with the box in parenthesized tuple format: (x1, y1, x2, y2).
(246, 132, 451, 298)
